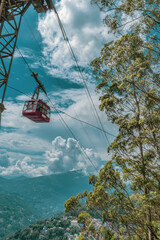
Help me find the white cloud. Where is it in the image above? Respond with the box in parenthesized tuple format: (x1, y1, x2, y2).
(2, 101, 37, 130)
(0, 132, 51, 154)
(121, 11, 142, 33)
(0, 149, 10, 168)
(1, 87, 117, 177)
(0, 136, 103, 177)
(0, 1, 118, 179)
(45, 136, 102, 175)
(49, 88, 117, 143)
(0, 156, 49, 178)
(38, 0, 112, 77)
(0, 100, 51, 154)
(14, 47, 34, 59)
(1, 87, 116, 156)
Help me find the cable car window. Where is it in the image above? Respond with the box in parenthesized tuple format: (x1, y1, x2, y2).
(28, 102, 34, 109)
(23, 102, 28, 111)
(47, 110, 50, 118)
(36, 103, 41, 112)
(33, 102, 37, 110)
(22, 99, 50, 123)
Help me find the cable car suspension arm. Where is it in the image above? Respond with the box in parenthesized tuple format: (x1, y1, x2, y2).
(31, 72, 47, 99)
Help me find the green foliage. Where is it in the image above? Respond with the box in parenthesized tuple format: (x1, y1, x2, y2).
(64, 195, 81, 216)
(89, 31, 160, 236)
(77, 211, 91, 229)
(0, 193, 38, 239)
(89, 174, 98, 185)
(88, 221, 95, 233)
(91, 0, 160, 42)
(80, 190, 88, 198)
(103, 229, 115, 240)
(65, 1, 160, 239)
(78, 232, 86, 240)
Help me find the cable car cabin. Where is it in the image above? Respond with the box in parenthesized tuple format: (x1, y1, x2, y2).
(22, 99, 50, 123)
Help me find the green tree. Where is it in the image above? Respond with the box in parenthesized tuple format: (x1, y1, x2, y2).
(78, 232, 86, 240)
(91, 0, 160, 40)
(65, 1, 160, 239)
(91, 0, 160, 102)
(88, 221, 95, 233)
(88, 1, 159, 239)
(98, 225, 117, 240)
(77, 211, 91, 230)
(64, 195, 81, 216)
(88, 32, 160, 239)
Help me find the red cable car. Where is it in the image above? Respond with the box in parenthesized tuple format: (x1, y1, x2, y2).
(22, 99, 50, 123)
(22, 72, 51, 123)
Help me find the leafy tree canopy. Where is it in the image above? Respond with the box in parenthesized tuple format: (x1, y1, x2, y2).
(65, 0, 160, 240)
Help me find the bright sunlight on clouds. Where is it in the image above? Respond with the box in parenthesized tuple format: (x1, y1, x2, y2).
(38, 0, 112, 76)
(45, 136, 102, 175)
(0, 137, 102, 177)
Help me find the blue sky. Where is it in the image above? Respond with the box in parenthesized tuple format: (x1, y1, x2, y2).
(0, 0, 117, 178)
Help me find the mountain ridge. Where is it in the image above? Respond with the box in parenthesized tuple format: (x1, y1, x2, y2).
(0, 170, 90, 239)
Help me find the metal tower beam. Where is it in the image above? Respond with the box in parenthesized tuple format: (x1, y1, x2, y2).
(0, 0, 32, 106)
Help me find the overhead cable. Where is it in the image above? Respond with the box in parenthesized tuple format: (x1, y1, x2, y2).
(51, 4, 110, 146)
(8, 84, 116, 137)
(24, 18, 100, 154)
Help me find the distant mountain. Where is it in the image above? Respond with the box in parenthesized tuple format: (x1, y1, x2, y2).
(0, 171, 91, 239)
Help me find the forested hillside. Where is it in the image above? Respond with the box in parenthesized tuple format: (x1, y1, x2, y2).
(0, 171, 90, 239)
(0, 192, 38, 239)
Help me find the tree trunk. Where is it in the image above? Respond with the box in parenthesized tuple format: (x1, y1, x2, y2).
(133, 82, 154, 240)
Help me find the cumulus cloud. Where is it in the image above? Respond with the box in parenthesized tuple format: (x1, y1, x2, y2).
(0, 136, 103, 177)
(0, 156, 49, 178)
(45, 136, 102, 175)
(0, 132, 51, 154)
(38, 0, 112, 78)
